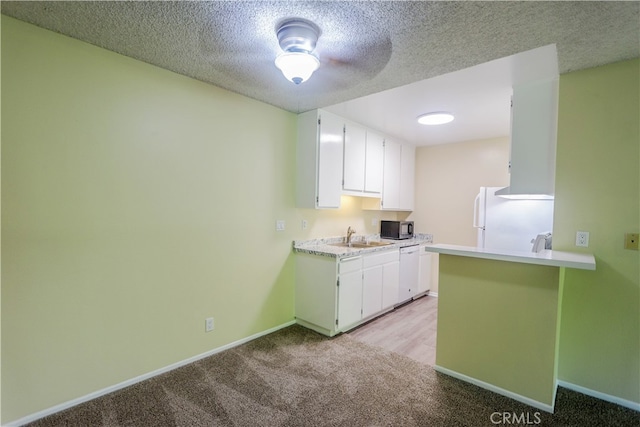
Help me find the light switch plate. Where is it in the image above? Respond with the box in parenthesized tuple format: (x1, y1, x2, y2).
(276, 220, 285, 231)
(205, 317, 214, 332)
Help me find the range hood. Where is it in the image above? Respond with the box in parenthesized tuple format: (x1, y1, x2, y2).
(495, 77, 559, 200)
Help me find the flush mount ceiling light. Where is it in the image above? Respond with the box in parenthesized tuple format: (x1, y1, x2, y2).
(417, 112, 455, 125)
(274, 19, 321, 84)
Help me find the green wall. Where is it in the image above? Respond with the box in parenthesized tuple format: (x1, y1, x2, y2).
(2, 14, 639, 424)
(436, 256, 560, 408)
(554, 59, 639, 404)
(1, 16, 298, 423)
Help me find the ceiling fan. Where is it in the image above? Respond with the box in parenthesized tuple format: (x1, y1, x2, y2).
(274, 18, 321, 84)
(197, 4, 393, 92)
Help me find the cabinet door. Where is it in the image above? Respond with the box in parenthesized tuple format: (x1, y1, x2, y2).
(418, 252, 432, 294)
(364, 131, 384, 194)
(381, 261, 400, 309)
(295, 253, 340, 335)
(362, 266, 383, 318)
(317, 111, 344, 208)
(399, 143, 415, 210)
(343, 122, 366, 192)
(508, 79, 558, 196)
(338, 270, 363, 330)
(382, 139, 401, 210)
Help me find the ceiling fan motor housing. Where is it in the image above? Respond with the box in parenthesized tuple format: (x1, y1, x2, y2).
(277, 19, 320, 54)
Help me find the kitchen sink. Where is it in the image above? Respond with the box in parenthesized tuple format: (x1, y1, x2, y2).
(330, 241, 393, 248)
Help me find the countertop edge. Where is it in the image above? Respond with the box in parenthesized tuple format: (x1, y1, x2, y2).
(293, 236, 433, 258)
(423, 244, 596, 270)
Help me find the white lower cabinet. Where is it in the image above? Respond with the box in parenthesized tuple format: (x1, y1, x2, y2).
(381, 257, 400, 308)
(337, 256, 364, 330)
(418, 246, 432, 297)
(364, 250, 400, 314)
(362, 266, 383, 319)
(295, 249, 400, 336)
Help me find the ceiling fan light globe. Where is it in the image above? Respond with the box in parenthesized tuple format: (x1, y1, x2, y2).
(275, 52, 319, 84)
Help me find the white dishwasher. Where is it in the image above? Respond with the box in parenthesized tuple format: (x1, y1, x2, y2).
(398, 244, 419, 305)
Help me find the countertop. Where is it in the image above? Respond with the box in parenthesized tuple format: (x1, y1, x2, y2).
(293, 233, 433, 258)
(424, 243, 596, 270)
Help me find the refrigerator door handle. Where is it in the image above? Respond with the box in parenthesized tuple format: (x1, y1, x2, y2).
(473, 193, 483, 229)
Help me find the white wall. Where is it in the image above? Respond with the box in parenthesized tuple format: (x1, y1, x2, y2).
(410, 137, 510, 245)
(409, 137, 509, 295)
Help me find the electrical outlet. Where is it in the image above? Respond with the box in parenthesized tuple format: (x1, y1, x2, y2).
(575, 231, 589, 247)
(205, 317, 214, 332)
(624, 233, 639, 250)
(276, 220, 285, 231)
(301, 219, 308, 230)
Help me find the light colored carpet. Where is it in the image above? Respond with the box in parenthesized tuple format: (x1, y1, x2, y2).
(28, 325, 638, 426)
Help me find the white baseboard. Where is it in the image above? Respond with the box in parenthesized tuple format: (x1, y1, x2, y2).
(5, 320, 297, 427)
(427, 291, 438, 297)
(434, 365, 555, 413)
(295, 318, 336, 337)
(557, 380, 640, 412)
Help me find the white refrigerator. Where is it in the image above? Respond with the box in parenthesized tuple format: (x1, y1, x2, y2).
(473, 187, 554, 252)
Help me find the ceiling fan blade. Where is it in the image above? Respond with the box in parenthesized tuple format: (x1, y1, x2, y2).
(313, 36, 393, 89)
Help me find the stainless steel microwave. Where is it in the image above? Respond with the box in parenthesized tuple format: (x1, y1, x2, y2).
(380, 220, 414, 240)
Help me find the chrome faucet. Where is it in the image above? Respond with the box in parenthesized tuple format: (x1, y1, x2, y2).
(346, 226, 356, 245)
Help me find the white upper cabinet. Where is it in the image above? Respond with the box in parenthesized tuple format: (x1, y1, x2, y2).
(297, 109, 412, 210)
(342, 121, 367, 192)
(399, 142, 415, 211)
(317, 111, 345, 208)
(495, 78, 558, 198)
(382, 139, 402, 210)
(374, 138, 414, 211)
(297, 109, 344, 209)
(343, 122, 383, 196)
(364, 131, 384, 194)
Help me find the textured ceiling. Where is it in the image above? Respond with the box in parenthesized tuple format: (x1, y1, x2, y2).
(2, 1, 639, 144)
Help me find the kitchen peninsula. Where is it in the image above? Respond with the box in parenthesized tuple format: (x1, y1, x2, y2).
(424, 244, 595, 412)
